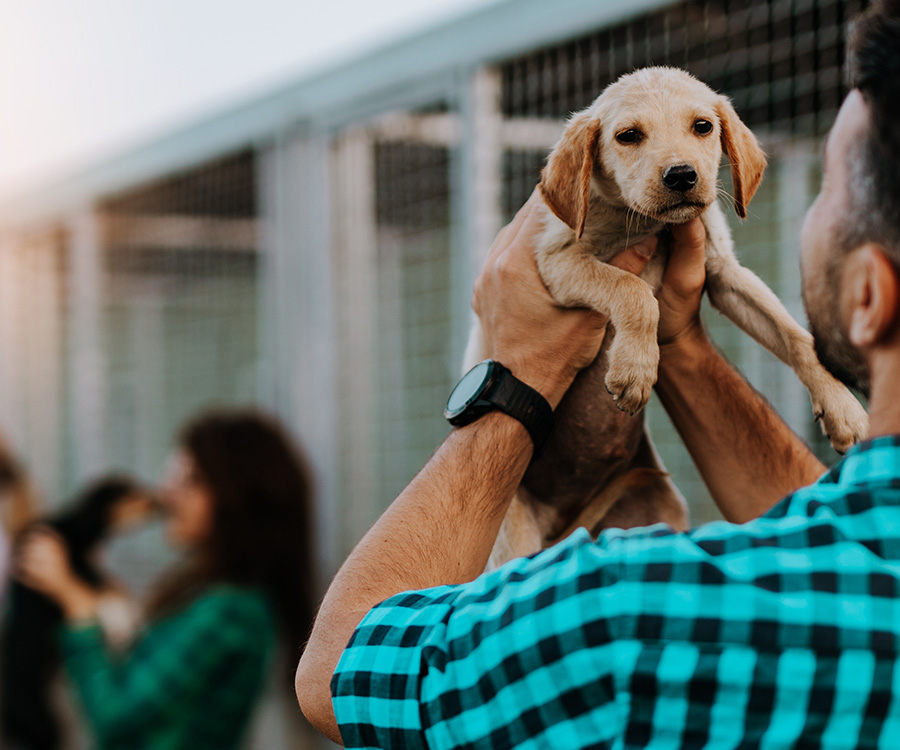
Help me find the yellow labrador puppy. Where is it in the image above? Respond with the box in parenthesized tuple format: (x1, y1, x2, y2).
(466, 67, 869, 567)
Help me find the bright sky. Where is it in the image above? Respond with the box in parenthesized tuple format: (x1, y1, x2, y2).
(0, 0, 496, 202)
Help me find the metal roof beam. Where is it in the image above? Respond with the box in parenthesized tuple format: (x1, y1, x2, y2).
(0, 0, 676, 230)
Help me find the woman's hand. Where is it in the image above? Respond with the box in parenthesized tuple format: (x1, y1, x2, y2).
(14, 527, 99, 621)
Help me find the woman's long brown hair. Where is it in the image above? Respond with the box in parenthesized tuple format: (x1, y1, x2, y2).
(146, 409, 315, 683)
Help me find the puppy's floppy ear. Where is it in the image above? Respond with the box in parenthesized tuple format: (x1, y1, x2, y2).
(539, 112, 601, 239)
(715, 97, 767, 218)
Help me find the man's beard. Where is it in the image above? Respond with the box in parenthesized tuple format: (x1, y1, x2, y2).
(802, 239, 871, 399)
(808, 313, 871, 400)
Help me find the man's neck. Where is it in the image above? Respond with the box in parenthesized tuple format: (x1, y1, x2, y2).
(864, 350, 900, 439)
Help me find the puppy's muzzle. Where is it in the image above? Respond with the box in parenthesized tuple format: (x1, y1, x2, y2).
(662, 164, 698, 193)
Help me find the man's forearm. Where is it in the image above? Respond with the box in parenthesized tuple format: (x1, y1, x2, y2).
(296, 412, 533, 743)
(656, 327, 826, 523)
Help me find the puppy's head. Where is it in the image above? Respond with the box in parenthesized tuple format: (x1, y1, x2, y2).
(540, 67, 767, 237)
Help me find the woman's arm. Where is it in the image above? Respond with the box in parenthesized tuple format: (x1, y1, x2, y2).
(15, 530, 269, 742)
(59, 591, 269, 743)
(654, 220, 826, 522)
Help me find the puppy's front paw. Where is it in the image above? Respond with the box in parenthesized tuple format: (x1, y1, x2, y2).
(605, 343, 659, 415)
(814, 389, 868, 454)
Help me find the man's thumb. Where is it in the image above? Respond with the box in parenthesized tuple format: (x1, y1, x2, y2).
(610, 235, 658, 276)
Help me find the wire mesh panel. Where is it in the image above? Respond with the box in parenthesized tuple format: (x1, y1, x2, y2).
(0, 229, 69, 504)
(331, 109, 459, 554)
(497, 0, 867, 524)
(95, 151, 260, 592)
(373, 140, 455, 497)
(0, 151, 301, 749)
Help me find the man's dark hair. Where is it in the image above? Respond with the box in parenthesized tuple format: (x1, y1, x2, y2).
(845, 0, 900, 257)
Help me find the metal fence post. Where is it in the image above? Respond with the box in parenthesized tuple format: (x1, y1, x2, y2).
(20, 232, 64, 501)
(259, 129, 343, 581)
(66, 207, 108, 483)
(330, 127, 379, 558)
(0, 234, 22, 451)
(464, 66, 503, 280)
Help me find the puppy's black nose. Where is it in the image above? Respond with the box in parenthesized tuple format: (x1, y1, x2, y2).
(662, 165, 697, 193)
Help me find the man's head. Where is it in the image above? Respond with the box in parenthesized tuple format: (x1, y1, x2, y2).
(801, 0, 900, 399)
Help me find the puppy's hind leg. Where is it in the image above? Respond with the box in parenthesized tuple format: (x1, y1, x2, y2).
(557, 429, 688, 540)
(487, 497, 543, 570)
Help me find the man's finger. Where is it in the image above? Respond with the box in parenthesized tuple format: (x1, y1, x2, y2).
(482, 191, 542, 269)
(609, 235, 658, 276)
(666, 218, 706, 279)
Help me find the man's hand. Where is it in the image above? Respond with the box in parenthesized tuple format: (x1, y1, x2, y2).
(657, 218, 707, 349)
(473, 191, 658, 407)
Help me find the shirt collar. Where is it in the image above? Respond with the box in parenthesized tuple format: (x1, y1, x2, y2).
(820, 434, 900, 487)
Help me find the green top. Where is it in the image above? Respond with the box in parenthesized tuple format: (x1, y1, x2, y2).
(60, 584, 276, 750)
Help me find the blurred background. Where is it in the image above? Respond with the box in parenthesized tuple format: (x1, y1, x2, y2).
(0, 0, 869, 746)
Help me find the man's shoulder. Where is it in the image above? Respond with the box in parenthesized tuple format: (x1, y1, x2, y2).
(354, 478, 897, 657)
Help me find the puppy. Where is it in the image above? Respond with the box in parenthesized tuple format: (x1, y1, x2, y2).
(466, 67, 869, 567)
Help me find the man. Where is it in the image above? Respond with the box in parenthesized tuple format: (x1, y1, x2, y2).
(297, 2, 900, 746)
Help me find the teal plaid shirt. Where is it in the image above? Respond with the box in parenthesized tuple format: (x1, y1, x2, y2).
(61, 584, 275, 750)
(333, 435, 900, 749)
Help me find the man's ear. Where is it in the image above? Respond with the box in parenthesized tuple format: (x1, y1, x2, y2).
(538, 112, 601, 239)
(715, 97, 767, 218)
(847, 245, 900, 348)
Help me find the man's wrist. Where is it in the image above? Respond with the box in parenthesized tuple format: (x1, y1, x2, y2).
(657, 320, 714, 382)
(502, 359, 575, 410)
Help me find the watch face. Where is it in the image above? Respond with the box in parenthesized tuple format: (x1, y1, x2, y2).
(445, 360, 493, 418)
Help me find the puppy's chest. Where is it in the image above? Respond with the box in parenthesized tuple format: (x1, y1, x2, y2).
(583, 207, 663, 253)
(580, 217, 670, 293)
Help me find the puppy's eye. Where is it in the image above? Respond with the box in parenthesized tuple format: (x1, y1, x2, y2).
(693, 119, 713, 135)
(615, 129, 642, 144)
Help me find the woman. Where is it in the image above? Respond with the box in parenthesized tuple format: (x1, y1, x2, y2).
(2, 477, 155, 750)
(15, 409, 315, 750)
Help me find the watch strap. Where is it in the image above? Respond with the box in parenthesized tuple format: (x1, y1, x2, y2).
(488, 366, 554, 458)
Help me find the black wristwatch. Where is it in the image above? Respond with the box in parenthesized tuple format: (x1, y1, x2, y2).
(444, 360, 554, 457)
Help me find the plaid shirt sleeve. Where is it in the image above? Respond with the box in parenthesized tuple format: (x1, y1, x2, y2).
(332, 528, 629, 749)
(60, 587, 271, 745)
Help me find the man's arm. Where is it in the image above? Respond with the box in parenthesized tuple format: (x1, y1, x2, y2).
(294, 195, 657, 743)
(295, 206, 825, 741)
(654, 220, 826, 522)
(297, 414, 531, 744)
